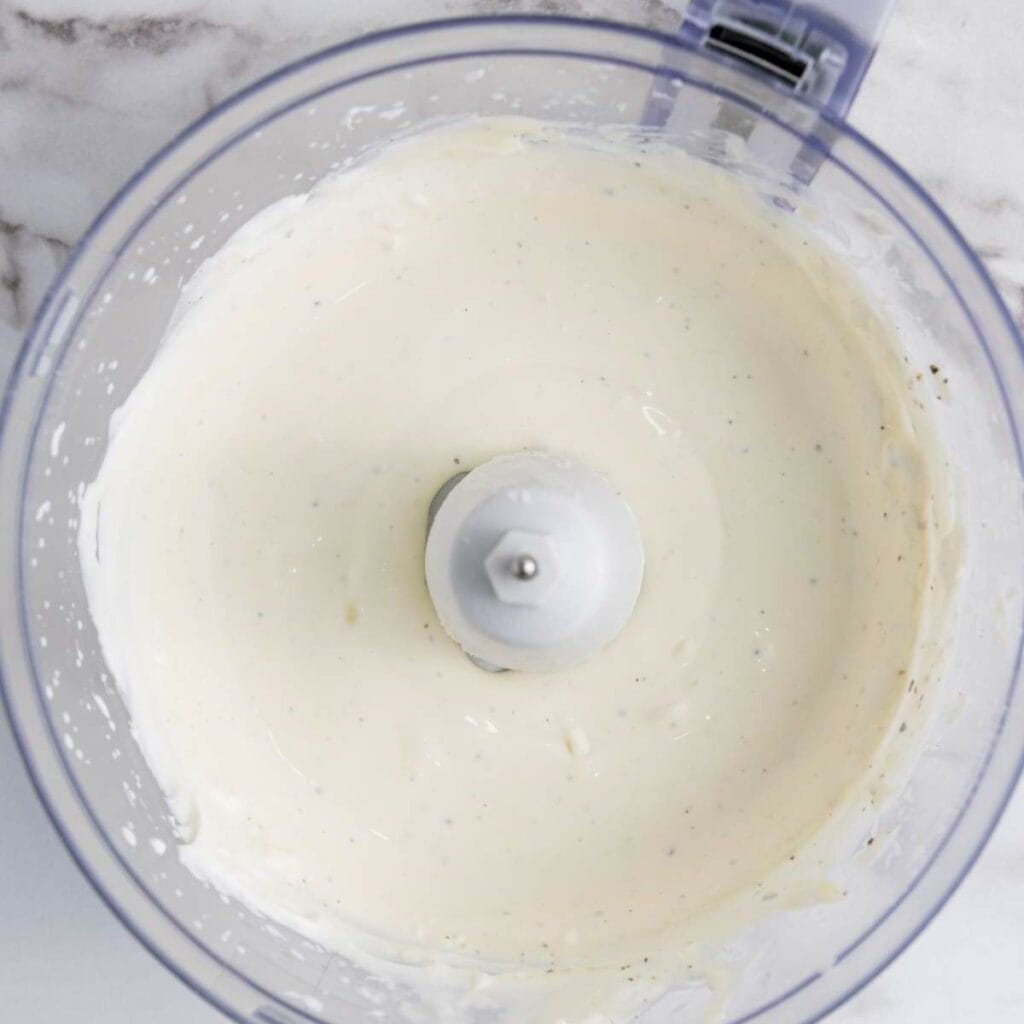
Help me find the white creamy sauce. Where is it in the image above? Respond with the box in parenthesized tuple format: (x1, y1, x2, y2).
(81, 120, 943, 1014)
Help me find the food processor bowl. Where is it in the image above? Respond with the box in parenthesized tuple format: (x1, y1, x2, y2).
(2, 13, 1022, 1024)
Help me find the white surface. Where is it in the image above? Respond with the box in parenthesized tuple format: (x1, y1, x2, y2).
(0, 1, 1022, 1022)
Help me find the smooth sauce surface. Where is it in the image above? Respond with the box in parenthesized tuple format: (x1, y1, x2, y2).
(81, 121, 936, 971)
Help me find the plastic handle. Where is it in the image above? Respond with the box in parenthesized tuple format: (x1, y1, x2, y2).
(680, 0, 896, 119)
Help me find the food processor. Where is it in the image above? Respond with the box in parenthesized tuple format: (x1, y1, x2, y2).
(2, 4, 1022, 1023)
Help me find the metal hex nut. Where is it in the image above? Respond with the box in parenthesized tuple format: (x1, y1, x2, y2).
(484, 530, 561, 606)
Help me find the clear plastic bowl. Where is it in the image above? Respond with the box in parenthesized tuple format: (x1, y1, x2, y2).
(1, 16, 1022, 1024)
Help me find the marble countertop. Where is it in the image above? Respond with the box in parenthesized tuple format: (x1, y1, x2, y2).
(1, 1, 1022, 1022)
